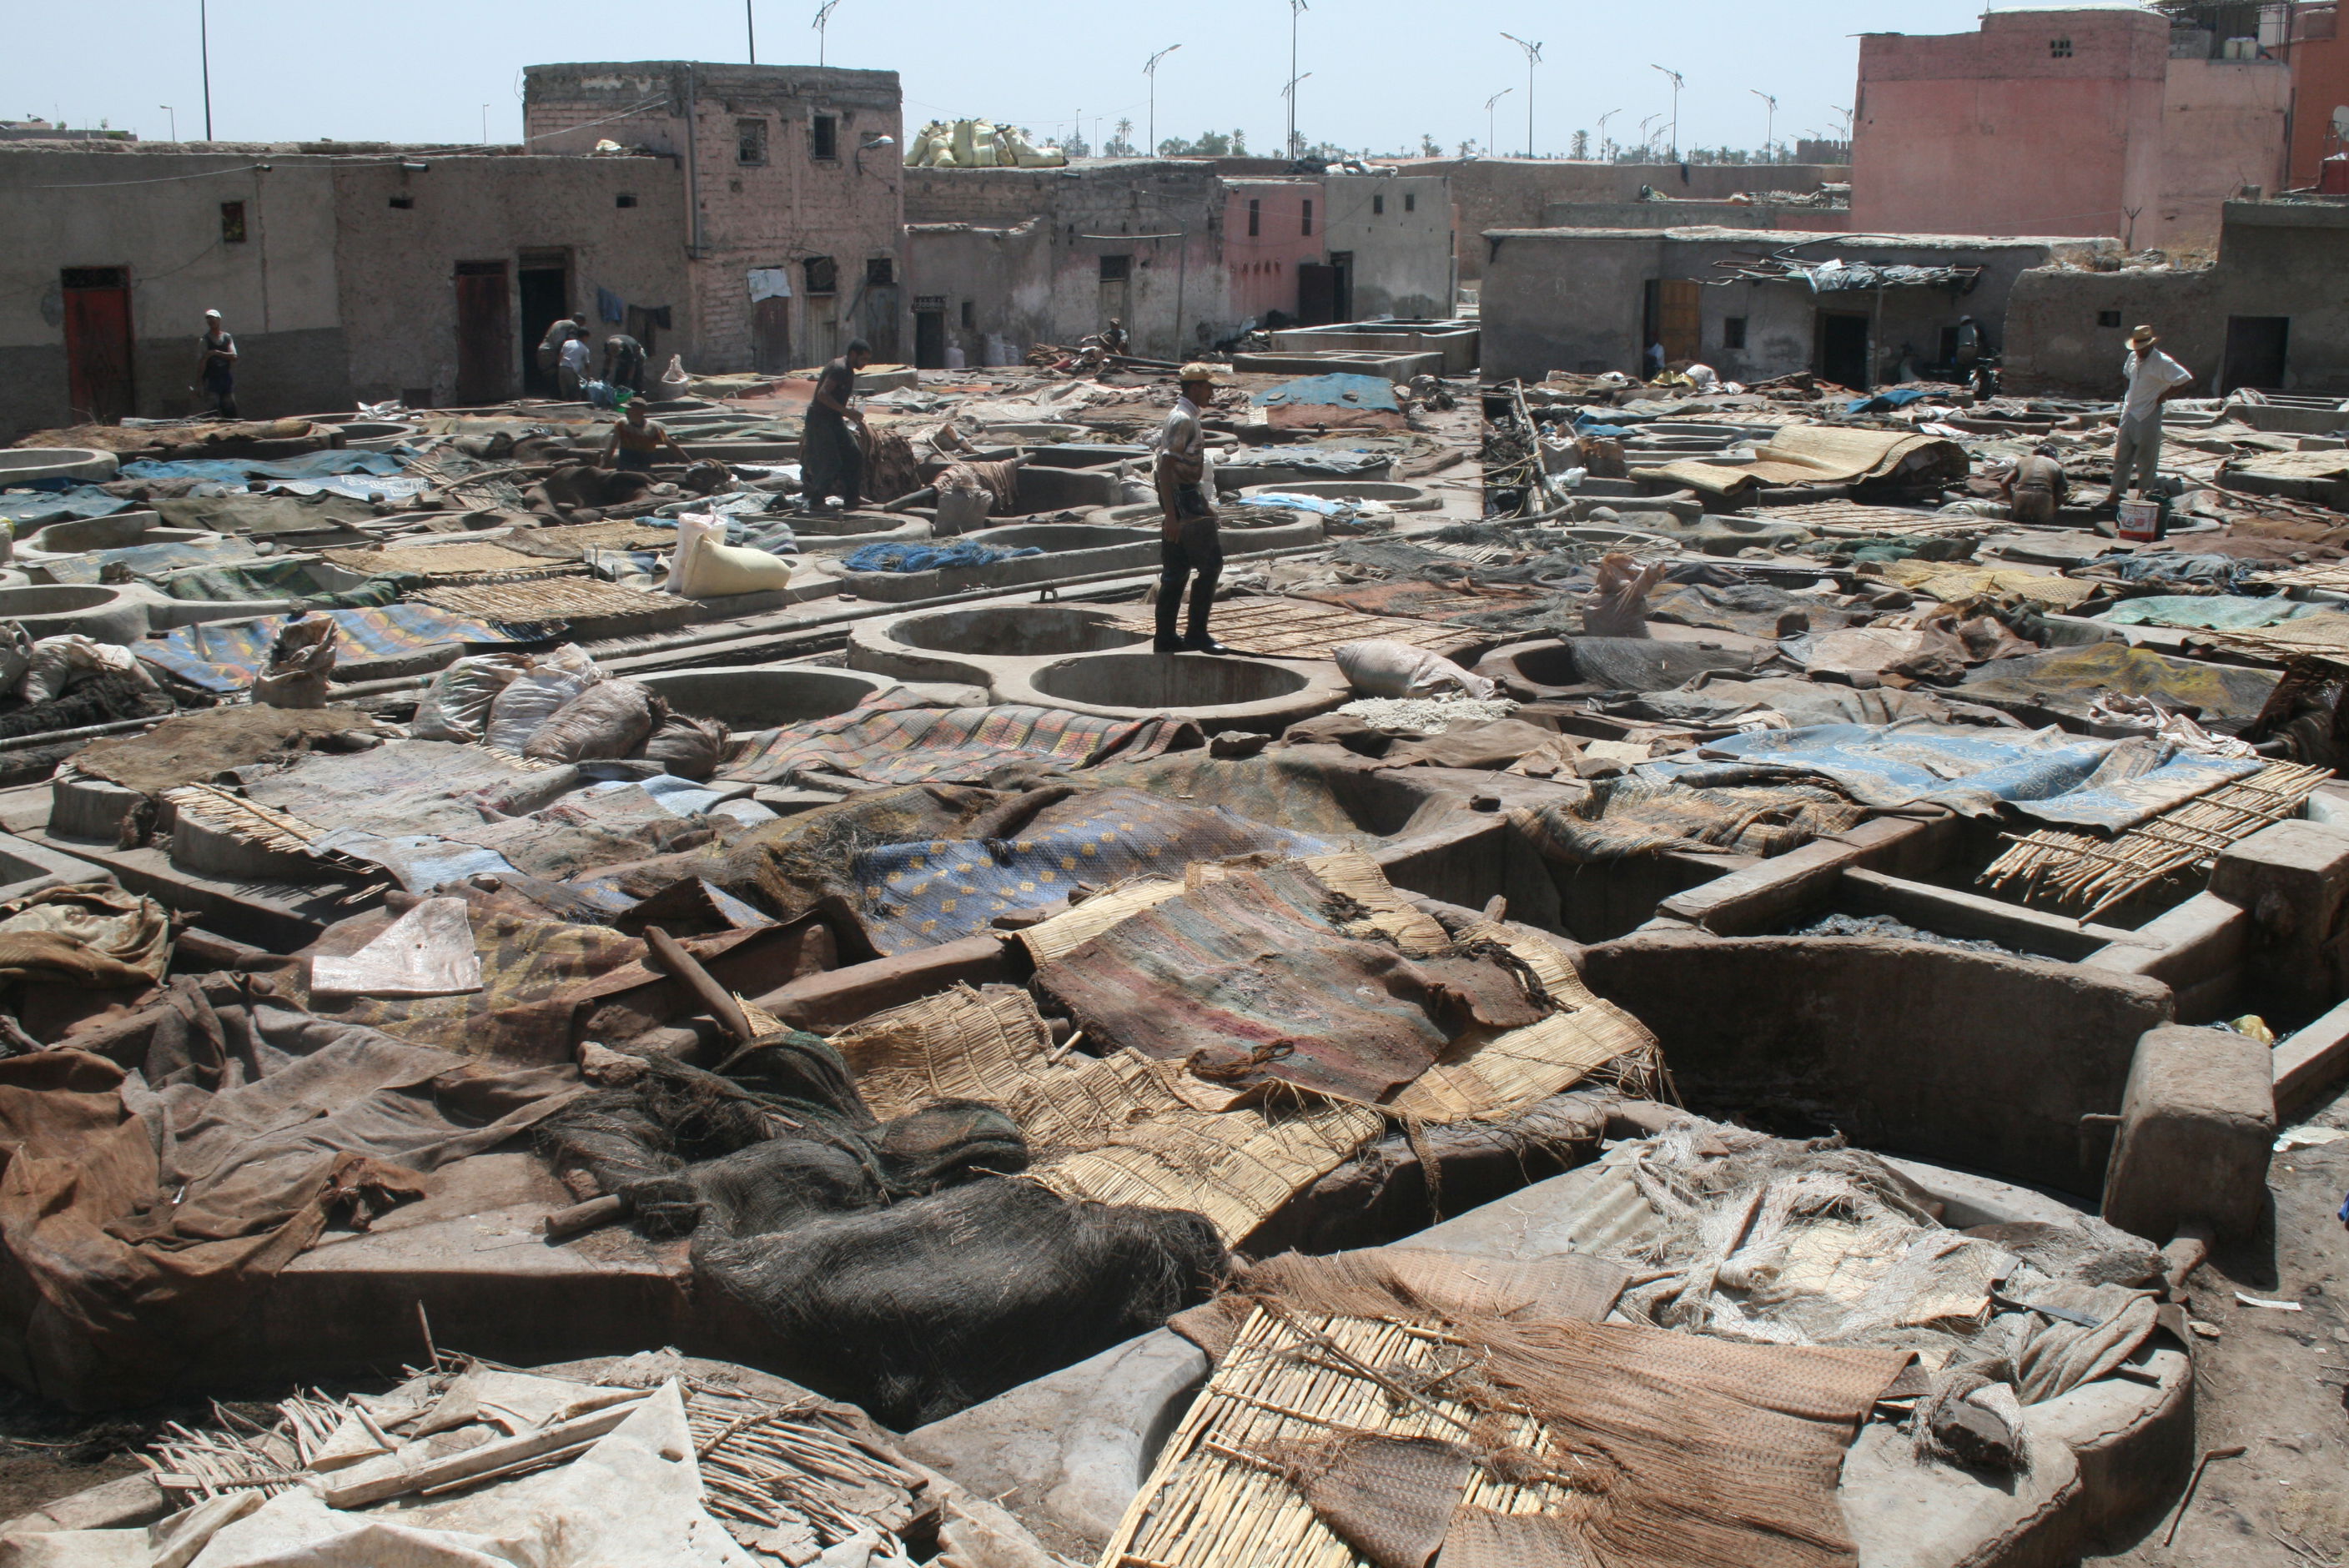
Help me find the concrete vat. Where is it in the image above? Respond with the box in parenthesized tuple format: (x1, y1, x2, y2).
(1014, 651, 1345, 731)
(634, 666, 897, 731)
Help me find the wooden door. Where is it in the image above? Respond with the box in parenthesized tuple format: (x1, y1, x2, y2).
(2221, 316, 2288, 394)
(913, 309, 945, 370)
(1656, 278, 1702, 368)
(1298, 263, 1337, 326)
(752, 296, 793, 375)
(453, 260, 511, 406)
(61, 268, 135, 423)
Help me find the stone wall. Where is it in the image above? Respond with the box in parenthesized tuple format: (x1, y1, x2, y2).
(1481, 225, 2084, 384)
(1404, 157, 1849, 283)
(525, 63, 904, 372)
(329, 154, 692, 408)
(0, 147, 349, 437)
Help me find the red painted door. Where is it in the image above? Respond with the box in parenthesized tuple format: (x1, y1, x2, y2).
(62, 269, 135, 423)
(453, 260, 512, 406)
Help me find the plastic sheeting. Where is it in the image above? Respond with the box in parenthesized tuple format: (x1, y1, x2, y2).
(1649, 721, 2262, 829)
(137, 606, 546, 693)
(2093, 594, 2319, 630)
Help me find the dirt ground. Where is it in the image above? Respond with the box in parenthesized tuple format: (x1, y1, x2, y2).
(2092, 1087, 2349, 1567)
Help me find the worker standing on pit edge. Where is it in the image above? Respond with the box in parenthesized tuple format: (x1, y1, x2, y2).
(2104, 324, 2194, 505)
(557, 329, 591, 401)
(2002, 444, 2068, 525)
(195, 309, 239, 419)
(803, 339, 873, 513)
(603, 331, 648, 396)
(1153, 364, 1230, 654)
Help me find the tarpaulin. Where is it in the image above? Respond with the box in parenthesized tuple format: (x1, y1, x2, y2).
(149, 494, 395, 535)
(288, 889, 789, 1061)
(1515, 776, 1868, 863)
(41, 535, 267, 585)
(1957, 641, 2280, 730)
(1634, 425, 1969, 503)
(721, 694, 1201, 787)
(854, 786, 1327, 953)
(1650, 721, 2261, 828)
(1034, 859, 1547, 1103)
(2094, 594, 2318, 631)
(120, 451, 408, 482)
(0, 885, 171, 988)
(0, 486, 132, 525)
(1250, 374, 1402, 412)
(136, 605, 546, 692)
(0, 1019, 578, 1408)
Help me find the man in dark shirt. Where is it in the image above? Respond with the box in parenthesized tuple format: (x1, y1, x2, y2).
(195, 309, 239, 419)
(803, 339, 872, 512)
(602, 333, 648, 395)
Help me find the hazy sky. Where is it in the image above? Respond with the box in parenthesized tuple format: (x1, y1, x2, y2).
(10, 1, 2103, 158)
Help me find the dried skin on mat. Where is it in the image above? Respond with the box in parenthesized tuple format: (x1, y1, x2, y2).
(1110, 1245, 1908, 1568)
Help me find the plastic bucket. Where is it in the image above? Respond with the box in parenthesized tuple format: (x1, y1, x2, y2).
(2116, 498, 2162, 541)
(935, 489, 994, 535)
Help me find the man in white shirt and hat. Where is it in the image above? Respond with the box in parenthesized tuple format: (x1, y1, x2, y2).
(2104, 324, 2193, 505)
(1153, 363, 1230, 654)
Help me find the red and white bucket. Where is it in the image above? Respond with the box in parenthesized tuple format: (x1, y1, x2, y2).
(2116, 497, 2162, 542)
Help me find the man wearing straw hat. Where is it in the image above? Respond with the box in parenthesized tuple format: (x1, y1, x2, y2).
(1152, 363, 1231, 654)
(2103, 324, 2193, 506)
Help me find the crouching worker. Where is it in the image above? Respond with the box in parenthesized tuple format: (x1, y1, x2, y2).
(1154, 362, 1230, 654)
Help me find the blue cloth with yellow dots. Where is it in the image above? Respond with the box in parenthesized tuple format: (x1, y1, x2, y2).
(852, 787, 1328, 953)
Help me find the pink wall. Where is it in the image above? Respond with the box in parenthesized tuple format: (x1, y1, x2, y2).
(2286, 15, 2349, 185)
(1851, 10, 2171, 240)
(2155, 58, 2291, 249)
(1220, 179, 1325, 324)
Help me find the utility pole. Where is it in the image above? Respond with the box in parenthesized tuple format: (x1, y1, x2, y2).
(747, 0, 757, 63)
(159, 104, 176, 142)
(481, 103, 490, 144)
(199, 0, 213, 141)
(1501, 33, 1542, 158)
(1652, 64, 1683, 160)
(1750, 89, 1777, 162)
(1145, 43, 1180, 156)
(1484, 89, 1511, 159)
(812, 0, 842, 68)
(1287, 0, 1308, 159)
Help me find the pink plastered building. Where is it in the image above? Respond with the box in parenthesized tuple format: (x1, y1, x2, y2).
(1850, 8, 2290, 250)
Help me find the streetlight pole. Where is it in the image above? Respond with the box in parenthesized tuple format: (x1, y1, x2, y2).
(481, 103, 490, 144)
(1501, 33, 1542, 158)
(747, 0, 757, 63)
(159, 104, 176, 142)
(812, 0, 842, 68)
(1652, 64, 1683, 160)
(1144, 43, 1180, 157)
(1750, 90, 1777, 162)
(1597, 108, 1622, 161)
(1484, 89, 1511, 159)
(1287, 0, 1308, 158)
(1282, 73, 1312, 158)
(199, 0, 213, 140)
(1640, 115, 1660, 159)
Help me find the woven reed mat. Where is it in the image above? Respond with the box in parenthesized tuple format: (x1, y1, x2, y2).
(411, 579, 690, 623)
(2199, 612, 2349, 661)
(500, 519, 677, 558)
(1107, 596, 1482, 661)
(1019, 849, 1658, 1123)
(826, 855, 1655, 1245)
(1105, 1249, 1907, 1568)
(1879, 560, 2100, 608)
(1750, 500, 1984, 536)
(319, 540, 584, 581)
(1980, 759, 2332, 917)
